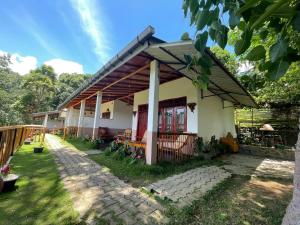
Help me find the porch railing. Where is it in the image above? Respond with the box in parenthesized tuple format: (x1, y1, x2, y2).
(157, 132, 197, 162)
(0, 125, 45, 167)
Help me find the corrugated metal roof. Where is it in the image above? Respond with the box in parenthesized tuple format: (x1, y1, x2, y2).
(58, 27, 256, 109)
(144, 41, 256, 107)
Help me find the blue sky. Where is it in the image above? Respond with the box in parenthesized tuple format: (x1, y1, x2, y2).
(0, 0, 196, 75)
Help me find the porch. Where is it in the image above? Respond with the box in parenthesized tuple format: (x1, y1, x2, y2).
(58, 27, 255, 165)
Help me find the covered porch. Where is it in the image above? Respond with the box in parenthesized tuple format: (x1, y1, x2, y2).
(58, 27, 255, 165)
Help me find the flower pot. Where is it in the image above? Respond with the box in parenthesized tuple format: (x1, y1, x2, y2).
(1, 174, 19, 192)
(34, 147, 44, 153)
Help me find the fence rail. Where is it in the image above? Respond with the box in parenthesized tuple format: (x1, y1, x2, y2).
(0, 125, 45, 167)
(157, 133, 197, 162)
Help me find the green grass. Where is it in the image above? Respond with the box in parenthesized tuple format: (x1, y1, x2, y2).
(0, 141, 80, 225)
(57, 135, 97, 151)
(57, 135, 221, 187)
(166, 175, 293, 225)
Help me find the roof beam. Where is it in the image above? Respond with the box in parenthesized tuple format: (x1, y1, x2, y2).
(69, 64, 149, 108)
(158, 46, 240, 105)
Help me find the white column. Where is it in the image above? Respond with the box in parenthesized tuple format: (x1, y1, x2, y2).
(92, 91, 102, 139)
(77, 100, 86, 137)
(65, 107, 74, 127)
(43, 114, 48, 127)
(146, 60, 160, 165)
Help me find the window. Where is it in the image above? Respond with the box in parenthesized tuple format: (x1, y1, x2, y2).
(158, 106, 186, 133)
(102, 112, 111, 119)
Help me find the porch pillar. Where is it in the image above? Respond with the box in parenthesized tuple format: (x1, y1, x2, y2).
(66, 107, 74, 128)
(92, 91, 102, 139)
(43, 114, 48, 127)
(146, 60, 160, 165)
(77, 99, 86, 137)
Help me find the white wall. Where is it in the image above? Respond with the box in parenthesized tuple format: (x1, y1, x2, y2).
(47, 120, 64, 129)
(132, 77, 198, 134)
(132, 77, 237, 141)
(68, 100, 132, 130)
(197, 92, 236, 140)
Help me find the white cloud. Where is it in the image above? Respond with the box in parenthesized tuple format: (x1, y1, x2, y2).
(0, 50, 37, 75)
(69, 0, 111, 64)
(44, 58, 84, 75)
(238, 61, 254, 74)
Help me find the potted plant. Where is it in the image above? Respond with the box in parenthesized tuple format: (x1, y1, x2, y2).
(34, 143, 44, 153)
(0, 164, 19, 192)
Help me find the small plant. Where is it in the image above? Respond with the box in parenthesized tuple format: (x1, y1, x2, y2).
(0, 165, 10, 178)
(90, 138, 104, 149)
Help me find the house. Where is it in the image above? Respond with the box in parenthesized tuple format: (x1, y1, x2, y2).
(58, 26, 256, 165)
(32, 110, 65, 131)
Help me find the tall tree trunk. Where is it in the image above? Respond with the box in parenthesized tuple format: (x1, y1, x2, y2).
(282, 119, 300, 225)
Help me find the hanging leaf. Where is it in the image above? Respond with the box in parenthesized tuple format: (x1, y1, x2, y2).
(182, 0, 189, 17)
(216, 25, 228, 49)
(266, 60, 290, 80)
(184, 54, 193, 65)
(194, 31, 208, 53)
(198, 54, 212, 68)
(229, 10, 240, 28)
(209, 27, 216, 41)
(292, 11, 300, 32)
(189, 0, 199, 15)
(269, 38, 288, 63)
(245, 45, 266, 61)
(181, 32, 191, 41)
(234, 26, 253, 55)
(196, 9, 210, 30)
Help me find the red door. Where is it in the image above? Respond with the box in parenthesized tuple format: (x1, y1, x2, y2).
(137, 110, 148, 140)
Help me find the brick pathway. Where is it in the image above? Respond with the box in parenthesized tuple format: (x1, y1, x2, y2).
(220, 154, 295, 179)
(146, 166, 231, 207)
(46, 135, 165, 225)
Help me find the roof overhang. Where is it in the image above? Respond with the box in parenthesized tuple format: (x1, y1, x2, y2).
(58, 26, 256, 110)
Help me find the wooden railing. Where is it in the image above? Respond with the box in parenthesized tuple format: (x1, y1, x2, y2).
(63, 126, 78, 139)
(157, 132, 197, 162)
(0, 125, 45, 167)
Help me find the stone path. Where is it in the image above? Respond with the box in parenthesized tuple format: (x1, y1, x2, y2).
(46, 134, 165, 225)
(220, 154, 295, 179)
(146, 166, 231, 207)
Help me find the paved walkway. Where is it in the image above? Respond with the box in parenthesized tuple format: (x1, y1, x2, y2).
(220, 154, 295, 179)
(146, 166, 231, 207)
(46, 135, 165, 225)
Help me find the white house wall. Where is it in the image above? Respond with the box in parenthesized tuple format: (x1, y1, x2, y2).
(47, 120, 64, 129)
(132, 77, 236, 141)
(67, 100, 132, 130)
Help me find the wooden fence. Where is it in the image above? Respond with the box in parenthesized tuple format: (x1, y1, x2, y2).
(157, 133, 197, 162)
(0, 125, 46, 167)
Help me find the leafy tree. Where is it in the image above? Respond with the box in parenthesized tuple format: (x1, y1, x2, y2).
(182, 0, 300, 224)
(0, 55, 24, 125)
(16, 66, 56, 122)
(210, 45, 238, 74)
(52, 73, 90, 107)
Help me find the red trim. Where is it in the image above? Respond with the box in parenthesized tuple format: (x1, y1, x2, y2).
(137, 97, 187, 137)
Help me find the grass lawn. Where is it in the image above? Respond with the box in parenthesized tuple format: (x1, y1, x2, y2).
(0, 141, 80, 225)
(56, 135, 220, 187)
(166, 175, 293, 225)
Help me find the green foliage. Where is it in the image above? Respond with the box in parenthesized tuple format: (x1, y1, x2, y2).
(0, 54, 90, 126)
(182, 0, 300, 86)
